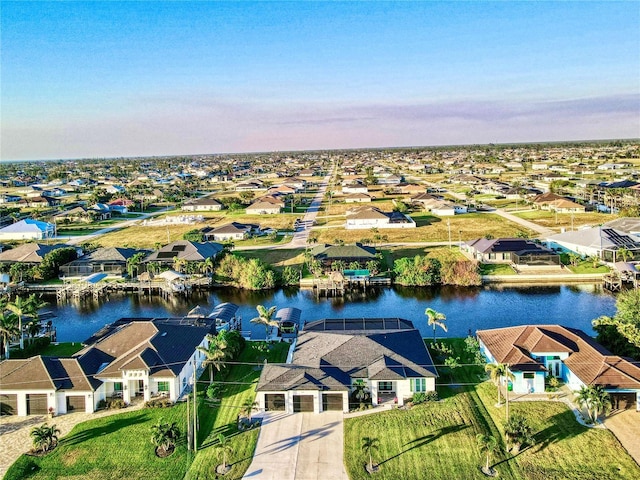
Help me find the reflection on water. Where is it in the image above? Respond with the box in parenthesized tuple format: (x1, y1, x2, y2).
(44, 283, 616, 343)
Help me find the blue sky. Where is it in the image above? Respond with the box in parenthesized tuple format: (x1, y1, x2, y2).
(1, 1, 639, 160)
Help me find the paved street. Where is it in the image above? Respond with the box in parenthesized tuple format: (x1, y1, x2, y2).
(243, 411, 348, 480)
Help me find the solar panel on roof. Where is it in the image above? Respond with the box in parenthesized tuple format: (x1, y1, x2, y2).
(172, 245, 186, 251)
(156, 252, 175, 259)
(603, 228, 639, 247)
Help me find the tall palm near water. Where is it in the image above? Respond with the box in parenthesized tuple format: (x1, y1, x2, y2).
(425, 308, 447, 342)
(485, 363, 515, 407)
(197, 333, 230, 384)
(251, 305, 279, 342)
(7, 295, 29, 350)
(0, 311, 19, 359)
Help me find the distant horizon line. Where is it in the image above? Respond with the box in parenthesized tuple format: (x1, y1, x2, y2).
(2, 137, 638, 163)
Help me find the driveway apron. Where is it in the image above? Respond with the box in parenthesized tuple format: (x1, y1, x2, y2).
(243, 411, 347, 480)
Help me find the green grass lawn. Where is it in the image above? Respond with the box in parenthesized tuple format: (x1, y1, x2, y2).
(4, 342, 289, 480)
(344, 338, 640, 480)
(566, 260, 609, 274)
(479, 263, 518, 275)
(40, 342, 84, 357)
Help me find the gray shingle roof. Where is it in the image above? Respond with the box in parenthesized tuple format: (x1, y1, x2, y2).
(257, 319, 437, 392)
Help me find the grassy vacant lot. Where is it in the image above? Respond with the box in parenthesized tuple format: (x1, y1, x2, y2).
(94, 211, 301, 249)
(5, 342, 289, 480)
(234, 248, 305, 270)
(344, 339, 639, 480)
(566, 260, 609, 274)
(514, 210, 612, 230)
(314, 213, 532, 245)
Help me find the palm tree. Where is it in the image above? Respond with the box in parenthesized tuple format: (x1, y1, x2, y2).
(200, 256, 216, 277)
(0, 311, 19, 359)
(504, 414, 534, 453)
(7, 295, 29, 350)
(25, 294, 47, 325)
(485, 363, 514, 407)
(361, 436, 380, 473)
(30, 423, 61, 453)
(250, 305, 279, 342)
(240, 398, 258, 423)
(214, 433, 234, 472)
(197, 333, 230, 384)
(150, 419, 180, 454)
(616, 247, 631, 263)
(476, 434, 498, 474)
(425, 308, 447, 342)
(576, 385, 611, 422)
(126, 252, 146, 278)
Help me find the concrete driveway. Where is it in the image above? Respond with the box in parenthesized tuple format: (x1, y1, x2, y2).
(243, 411, 348, 480)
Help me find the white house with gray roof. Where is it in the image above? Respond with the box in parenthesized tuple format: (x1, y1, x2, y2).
(256, 318, 437, 413)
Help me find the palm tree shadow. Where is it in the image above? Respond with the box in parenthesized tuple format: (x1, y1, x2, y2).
(530, 409, 583, 454)
(379, 424, 468, 466)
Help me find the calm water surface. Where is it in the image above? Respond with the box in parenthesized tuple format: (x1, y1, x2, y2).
(44, 284, 615, 342)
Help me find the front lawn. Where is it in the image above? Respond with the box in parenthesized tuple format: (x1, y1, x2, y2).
(41, 342, 84, 357)
(344, 338, 640, 480)
(566, 260, 609, 274)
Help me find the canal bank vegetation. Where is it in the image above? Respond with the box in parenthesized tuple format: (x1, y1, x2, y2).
(594, 289, 640, 360)
(344, 338, 640, 480)
(392, 248, 481, 287)
(214, 252, 301, 289)
(4, 341, 289, 480)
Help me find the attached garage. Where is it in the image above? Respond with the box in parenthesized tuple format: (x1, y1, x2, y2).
(66, 395, 86, 412)
(26, 394, 48, 415)
(264, 394, 286, 411)
(293, 395, 314, 412)
(322, 393, 344, 411)
(611, 392, 637, 410)
(0, 394, 18, 415)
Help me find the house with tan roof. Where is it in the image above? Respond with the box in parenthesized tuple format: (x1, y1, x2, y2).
(0, 317, 215, 416)
(477, 325, 640, 410)
(345, 206, 416, 230)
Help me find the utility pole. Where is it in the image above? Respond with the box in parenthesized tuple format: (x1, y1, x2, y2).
(186, 391, 191, 451)
(193, 358, 198, 453)
(505, 363, 510, 420)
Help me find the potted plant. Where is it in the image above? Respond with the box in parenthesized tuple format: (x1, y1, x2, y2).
(48, 407, 55, 419)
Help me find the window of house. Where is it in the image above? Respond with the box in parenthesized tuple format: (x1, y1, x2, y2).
(113, 382, 123, 391)
(410, 378, 427, 392)
(523, 373, 535, 379)
(378, 381, 393, 391)
(488, 253, 496, 260)
(157, 381, 170, 392)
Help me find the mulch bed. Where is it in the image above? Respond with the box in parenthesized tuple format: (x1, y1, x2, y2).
(155, 445, 175, 458)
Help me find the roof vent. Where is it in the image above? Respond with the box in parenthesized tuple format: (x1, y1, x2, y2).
(161, 332, 167, 337)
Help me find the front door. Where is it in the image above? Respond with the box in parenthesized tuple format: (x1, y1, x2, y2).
(547, 360, 562, 378)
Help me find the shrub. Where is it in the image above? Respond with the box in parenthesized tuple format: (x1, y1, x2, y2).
(504, 414, 534, 454)
(98, 398, 127, 410)
(145, 398, 173, 408)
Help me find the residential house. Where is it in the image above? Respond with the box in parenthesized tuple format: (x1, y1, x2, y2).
(59, 247, 150, 278)
(342, 181, 369, 195)
(0, 317, 215, 416)
(532, 192, 586, 213)
(345, 206, 416, 230)
(463, 238, 560, 267)
(0, 219, 56, 241)
(546, 227, 640, 263)
(344, 193, 372, 203)
(0, 243, 75, 267)
(144, 240, 223, 268)
(246, 197, 284, 215)
(182, 197, 224, 212)
(310, 243, 377, 269)
(201, 222, 259, 242)
(477, 325, 640, 410)
(256, 318, 438, 413)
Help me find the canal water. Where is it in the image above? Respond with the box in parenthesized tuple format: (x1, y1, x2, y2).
(43, 283, 616, 342)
